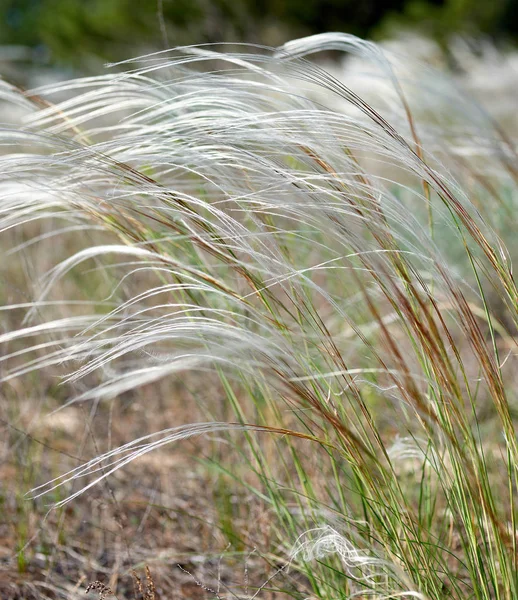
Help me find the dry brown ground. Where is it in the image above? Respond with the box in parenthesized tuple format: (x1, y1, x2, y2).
(0, 372, 298, 600)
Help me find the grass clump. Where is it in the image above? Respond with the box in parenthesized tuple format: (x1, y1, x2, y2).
(2, 33, 518, 599)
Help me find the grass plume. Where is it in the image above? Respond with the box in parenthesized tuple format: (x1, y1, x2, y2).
(2, 33, 518, 599)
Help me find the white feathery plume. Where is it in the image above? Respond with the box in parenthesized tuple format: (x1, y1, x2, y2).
(291, 526, 427, 599)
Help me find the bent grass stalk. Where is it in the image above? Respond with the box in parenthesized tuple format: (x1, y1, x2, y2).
(1, 33, 518, 599)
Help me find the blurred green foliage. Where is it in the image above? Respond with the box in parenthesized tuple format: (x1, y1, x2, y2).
(381, 0, 513, 45)
(0, 0, 516, 69)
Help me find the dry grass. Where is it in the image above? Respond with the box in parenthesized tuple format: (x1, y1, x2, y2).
(1, 368, 296, 598)
(2, 33, 518, 599)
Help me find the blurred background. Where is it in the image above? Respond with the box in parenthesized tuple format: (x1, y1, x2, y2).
(1, 0, 518, 78)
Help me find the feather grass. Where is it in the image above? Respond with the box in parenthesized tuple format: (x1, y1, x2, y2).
(2, 33, 518, 599)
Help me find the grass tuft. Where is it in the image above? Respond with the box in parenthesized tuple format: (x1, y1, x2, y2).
(2, 32, 518, 599)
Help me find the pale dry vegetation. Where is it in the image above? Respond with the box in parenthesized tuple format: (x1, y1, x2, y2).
(2, 33, 518, 599)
